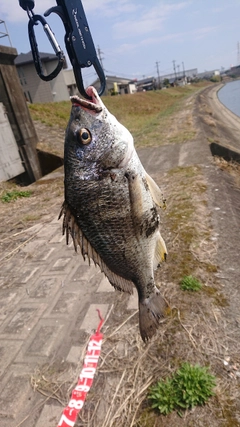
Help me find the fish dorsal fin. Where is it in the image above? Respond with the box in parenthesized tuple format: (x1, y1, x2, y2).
(153, 231, 167, 270)
(59, 202, 134, 294)
(145, 172, 166, 209)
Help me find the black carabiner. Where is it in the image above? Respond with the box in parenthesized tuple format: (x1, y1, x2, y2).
(45, 0, 106, 100)
(19, 0, 106, 99)
(28, 13, 65, 81)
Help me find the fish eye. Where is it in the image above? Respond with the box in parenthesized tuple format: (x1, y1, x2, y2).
(78, 128, 92, 145)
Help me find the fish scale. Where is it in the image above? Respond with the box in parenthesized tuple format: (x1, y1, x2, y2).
(60, 86, 168, 341)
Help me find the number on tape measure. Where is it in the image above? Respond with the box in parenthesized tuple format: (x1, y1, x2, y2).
(58, 413, 75, 427)
(80, 367, 96, 379)
(75, 384, 90, 392)
(68, 399, 84, 410)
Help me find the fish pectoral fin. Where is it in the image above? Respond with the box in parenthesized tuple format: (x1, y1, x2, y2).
(153, 232, 167, 269)
(145, 173, 166, 209)
(126, 172, 144, 224)
(59, 202, 134, 294)
(139, 292, 168, 342)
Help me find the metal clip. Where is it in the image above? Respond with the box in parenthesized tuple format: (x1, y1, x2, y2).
(45, 0, 106, 99)
(19, 0, 105, 99)
(28, 12, 65, 81)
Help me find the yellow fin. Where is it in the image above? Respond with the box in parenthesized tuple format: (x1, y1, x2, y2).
(154, 232, 167, 269)
(145, 172, 166, 209)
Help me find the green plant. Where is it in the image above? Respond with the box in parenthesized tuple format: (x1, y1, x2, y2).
(148, 378, 176, 415)
(1, 190, 32, 203)
(180, 275, 202, 291)
(148, 363, 216, 415)
(173, 363, 216, 408)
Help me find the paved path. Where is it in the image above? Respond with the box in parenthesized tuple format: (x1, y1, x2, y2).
(0, 85, 240, 427)
(0, 198, 122, 426)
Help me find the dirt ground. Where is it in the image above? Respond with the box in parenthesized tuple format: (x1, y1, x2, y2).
(0, 84, 240, 427)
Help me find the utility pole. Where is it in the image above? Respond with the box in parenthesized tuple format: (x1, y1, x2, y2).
(177, 64, 180, 76)
(238, 42, 240, 65)
(156, 61, 161, 88)
(172, 60, 177, 81)
(97, 45, 104, 71)
(182, 61, 185, 78)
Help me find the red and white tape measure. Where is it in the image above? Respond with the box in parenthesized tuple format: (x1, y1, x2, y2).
(57, 310, 104, 427)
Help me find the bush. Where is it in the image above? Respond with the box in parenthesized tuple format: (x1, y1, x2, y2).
(148, 363, 216, 415)
(210, 75, 221, 82)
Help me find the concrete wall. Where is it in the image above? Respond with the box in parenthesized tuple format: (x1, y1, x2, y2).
(0, 45, 42, 183)
(0, 103, 25, 181)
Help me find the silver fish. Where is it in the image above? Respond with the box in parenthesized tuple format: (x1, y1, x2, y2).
(59, 86, 167, 341)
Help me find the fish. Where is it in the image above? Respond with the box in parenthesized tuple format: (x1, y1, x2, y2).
(59, 86, 167, 342)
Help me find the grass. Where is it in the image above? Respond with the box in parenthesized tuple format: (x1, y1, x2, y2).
(162, 165, 218, 282)
(0, 189, 32, 203)
(148, 363, 216, 415)
(29, 82, 211, 150)
(180, 275, 202, 291)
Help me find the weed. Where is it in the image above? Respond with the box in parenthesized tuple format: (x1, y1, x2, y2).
(148, 378, 176, 415)
(148, 363, 216, 415)
(180, 275, 202, 291)
(1, 190, 32, 203)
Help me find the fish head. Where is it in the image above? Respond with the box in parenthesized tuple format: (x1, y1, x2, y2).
(64, 86, 134, 180)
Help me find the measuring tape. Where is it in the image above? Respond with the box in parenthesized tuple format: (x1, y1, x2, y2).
(57, 310, 104, 427)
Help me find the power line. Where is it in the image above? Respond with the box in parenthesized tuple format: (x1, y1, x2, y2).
(182, 61, 185, 78)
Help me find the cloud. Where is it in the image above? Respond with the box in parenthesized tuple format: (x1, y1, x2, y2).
(113, 2, 189, 39)
(113, 24, 218, 56)
(0, 0, 55, 22)
(84, 0, 139, 16)
(1, 0, 138, 23)
(192, 26, 218, 40)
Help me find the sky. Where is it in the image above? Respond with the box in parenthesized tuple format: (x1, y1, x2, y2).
(1, 0, 240, 85)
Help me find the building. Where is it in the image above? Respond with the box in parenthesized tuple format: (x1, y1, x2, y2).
(197, 69, 220, 80)
(63, 68, 78, 96)
(224, 66, 240, 78)
(161, 68, 198, 85)
(15, 51, 69, 103)
(135, 76, 157, 91)
(91, 75, 137, 95)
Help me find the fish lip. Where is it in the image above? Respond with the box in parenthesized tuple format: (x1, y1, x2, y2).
(70, 86, 103, 113)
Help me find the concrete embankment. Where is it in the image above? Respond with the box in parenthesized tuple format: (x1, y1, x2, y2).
(197, 83, 240, 162)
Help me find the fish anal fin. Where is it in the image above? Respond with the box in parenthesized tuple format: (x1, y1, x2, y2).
(59, 202, 134, 294)
(145, 173, 166, 208)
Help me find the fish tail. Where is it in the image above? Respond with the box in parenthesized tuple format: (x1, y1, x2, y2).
(139, 292, 167, 342)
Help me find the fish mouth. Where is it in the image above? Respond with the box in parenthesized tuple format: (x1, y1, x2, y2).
(70, 86, 103, 113)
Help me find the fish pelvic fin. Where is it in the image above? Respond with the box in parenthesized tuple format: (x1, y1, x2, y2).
(153, 231, 167, 270)
(145, 172, 166, 209)
(139, 292, 167, 342)
(59, 202, 134, 294)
